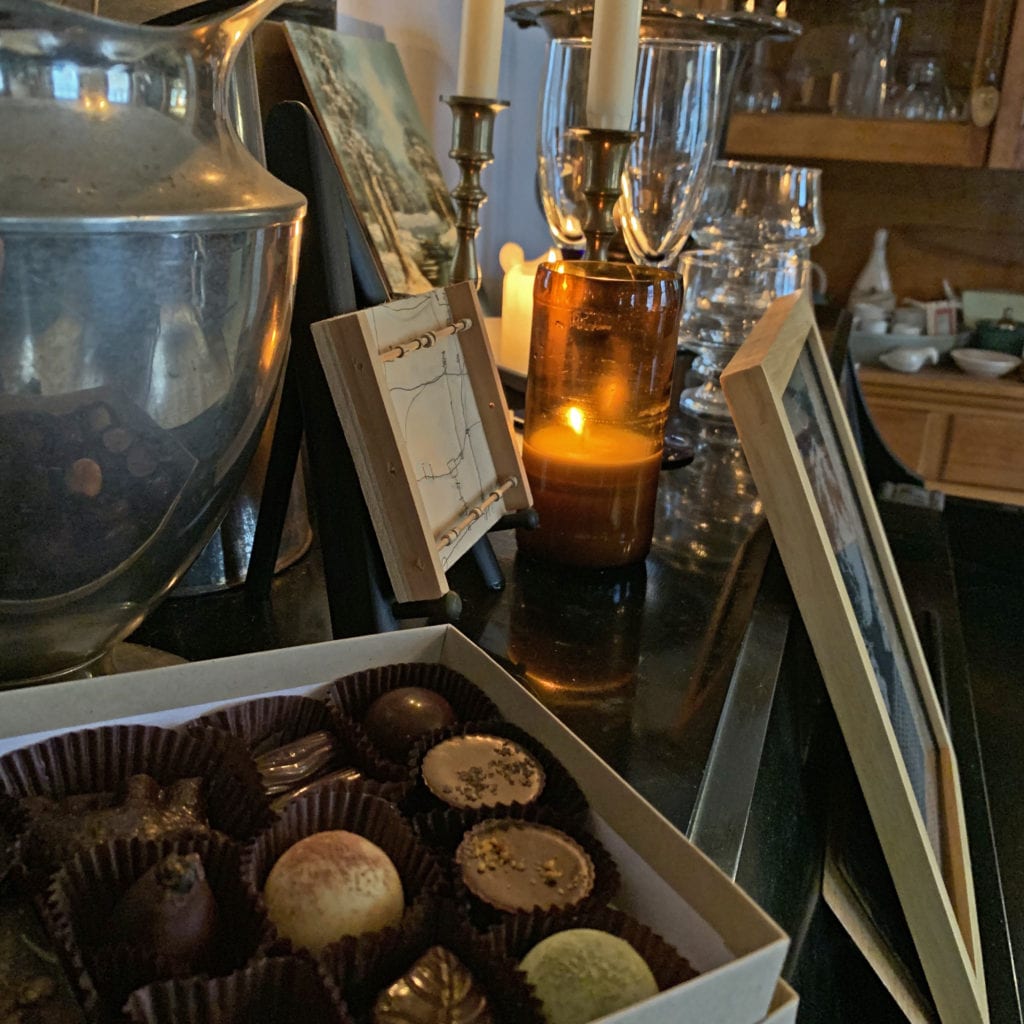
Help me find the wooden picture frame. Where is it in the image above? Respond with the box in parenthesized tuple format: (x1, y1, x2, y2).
(311, 282, 531, 604)
(721, 292, 987, 1024)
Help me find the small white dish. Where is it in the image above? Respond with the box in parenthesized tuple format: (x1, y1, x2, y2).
(879, 346, 939, 373)
(950, 347, 1022, 379)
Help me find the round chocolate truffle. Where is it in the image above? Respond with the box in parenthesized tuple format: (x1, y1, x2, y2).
(421, 735, 544, 810)
(263, 830, 404, 953)
(455, 820, 593, 913)
(109, 852, 217, 976)
(364, 687, 457, 760)
(519, 929, 658, 1024)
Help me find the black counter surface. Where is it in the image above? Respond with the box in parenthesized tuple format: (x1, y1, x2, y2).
(131, 427, 1022, 1024)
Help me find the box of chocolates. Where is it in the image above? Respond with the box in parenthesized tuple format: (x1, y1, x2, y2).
(0, 624, 796, 1024)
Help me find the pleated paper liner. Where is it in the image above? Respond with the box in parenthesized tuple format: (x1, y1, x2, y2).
(415, 804, 620, 931)
(187, 693, 413, 798)
(0, 790, 25, 887)
(404, 720, 588, 821)
(123, 955, 351, 1024)
(490, 904, 699, 997)
(0, 725, 272, 882)
(42, 833, 268, 1022)
(328, 662, 502, 768)
(240, 788, 447, 990)
(327, 897, 543, 1024)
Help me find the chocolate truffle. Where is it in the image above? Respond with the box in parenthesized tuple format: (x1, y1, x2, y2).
(254, 730, 345, 796)
(263, 830, 404, 953)
(519, 929, 658, 1024)
(373, 945, 493, 1024)
(22, 775, 208, 866)
(109, 853, 217, 976)
(455, 820, 593, 914)
(421, 736, 544, 810)
(364, 688, 457, 761)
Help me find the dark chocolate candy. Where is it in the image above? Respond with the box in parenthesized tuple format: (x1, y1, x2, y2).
(109, 852, 217, 976)
(364, 688, 457, 761)
(421, 736, 544, 810)
(455, 820, 594, 914)
(373, 945, 492, 1024)
(22, 775, 208, 865)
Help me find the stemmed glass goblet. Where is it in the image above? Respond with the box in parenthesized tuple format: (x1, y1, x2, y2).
(618, 38, 723, 269)
(677, 247, 809, 422)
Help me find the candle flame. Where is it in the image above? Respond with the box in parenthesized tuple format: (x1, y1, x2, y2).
(566, 406, 585, 435)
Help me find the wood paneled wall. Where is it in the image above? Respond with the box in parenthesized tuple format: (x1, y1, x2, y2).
(807, 161, 1024, 304)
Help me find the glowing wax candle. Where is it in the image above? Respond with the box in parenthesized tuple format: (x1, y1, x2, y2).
(456, 0, 504, 99)
(518, 260, 681, 569)
(499, 243, 557, 377)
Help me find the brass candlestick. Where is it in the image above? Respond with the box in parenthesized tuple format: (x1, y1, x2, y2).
(443, 95, 509, 289)
(567, 126, 637, 262)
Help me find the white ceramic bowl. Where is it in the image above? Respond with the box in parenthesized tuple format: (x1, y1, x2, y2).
(950, 347, 1022, 379)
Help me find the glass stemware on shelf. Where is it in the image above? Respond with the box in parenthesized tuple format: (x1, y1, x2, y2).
(536, 36, 723, 261)
(619, 38, 722, 269)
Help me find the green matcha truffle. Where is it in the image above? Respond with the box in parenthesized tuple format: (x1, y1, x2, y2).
(520, 928, 658, 1024)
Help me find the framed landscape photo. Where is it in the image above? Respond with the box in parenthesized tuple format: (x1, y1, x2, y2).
(311, 282, 531, 604)
(721, 293, 987, 1024)
(284, 21, 457, 298)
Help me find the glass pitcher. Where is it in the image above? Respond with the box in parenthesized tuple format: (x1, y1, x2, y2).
(0, 0, 306, 684)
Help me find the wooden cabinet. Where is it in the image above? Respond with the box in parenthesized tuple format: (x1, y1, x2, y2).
(859, 364, 1024, 505)
(725, 0, 1024, 168)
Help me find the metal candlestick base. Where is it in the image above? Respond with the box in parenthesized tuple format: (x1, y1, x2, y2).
(567, 126, 637, 262)
(443, 95, 509, 289)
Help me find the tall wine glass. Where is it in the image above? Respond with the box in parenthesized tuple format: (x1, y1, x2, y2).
(536, 37, 589, 254)
(619, 39, 722, 269)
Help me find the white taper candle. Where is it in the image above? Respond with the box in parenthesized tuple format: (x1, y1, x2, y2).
(456, 0, 505, 99)
(585, 0, 643, 129)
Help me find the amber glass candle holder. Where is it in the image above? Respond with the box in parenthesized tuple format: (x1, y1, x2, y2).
(518, 260, 682, 569)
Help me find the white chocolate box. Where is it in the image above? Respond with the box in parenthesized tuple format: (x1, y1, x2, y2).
(0, 625, 798, 1024)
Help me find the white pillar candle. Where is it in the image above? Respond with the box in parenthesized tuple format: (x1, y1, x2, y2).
(456, 0, 505, 99)
(586, 0, 643, 129)
(499, 243, 556, 377)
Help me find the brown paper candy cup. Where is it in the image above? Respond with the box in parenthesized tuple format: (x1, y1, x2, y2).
(417, 805, 619, 930)
(329, 662, 502, 766)
(406, 720, 588, 820)
(240, 788, 446, 990)
(123, 955, 351, 1024)
(0, 790, 25, 886)
(332, 898, 543, 1024)
(1, 724, 271, 879)
(42, 834, 267, 1021)
(188, 693, 413, 799)
(493, 904, 698, 995)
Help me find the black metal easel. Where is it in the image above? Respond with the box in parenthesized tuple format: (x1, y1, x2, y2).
(246, 101, 534, 636)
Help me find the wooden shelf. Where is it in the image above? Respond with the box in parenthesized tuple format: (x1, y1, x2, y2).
(726, 112, 992, 168)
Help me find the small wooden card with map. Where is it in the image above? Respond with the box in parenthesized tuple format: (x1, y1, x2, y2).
(311, 282, 531, 603)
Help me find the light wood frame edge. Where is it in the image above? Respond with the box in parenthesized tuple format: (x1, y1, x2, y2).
(721, 292, 987, 1024)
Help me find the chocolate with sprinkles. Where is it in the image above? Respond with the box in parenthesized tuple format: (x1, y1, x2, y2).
(420, 736, 545, 811)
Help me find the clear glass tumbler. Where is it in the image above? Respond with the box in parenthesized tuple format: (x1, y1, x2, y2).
(519, 261, 681, 569)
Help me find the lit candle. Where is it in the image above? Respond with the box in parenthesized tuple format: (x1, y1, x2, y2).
(499, 243, 556, 377)
(456, 0, 505, 99)
(519, 411, 662, 568)
(586, 0, 642, 130)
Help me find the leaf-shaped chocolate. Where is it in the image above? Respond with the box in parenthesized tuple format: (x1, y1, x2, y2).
(373, 946, 492, 1024)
